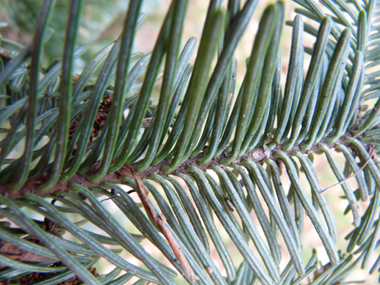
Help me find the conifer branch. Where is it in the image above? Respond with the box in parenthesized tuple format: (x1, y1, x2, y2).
(0, 130, 363, 199)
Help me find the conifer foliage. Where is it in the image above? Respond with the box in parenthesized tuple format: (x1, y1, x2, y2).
(0, 0, 380, 284)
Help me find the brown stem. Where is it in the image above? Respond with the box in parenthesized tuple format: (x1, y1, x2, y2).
(0, 131, 364, 199)
(124, 165, 196, 282)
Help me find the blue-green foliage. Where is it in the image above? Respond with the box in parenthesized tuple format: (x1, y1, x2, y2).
(0, 0, 379, 284)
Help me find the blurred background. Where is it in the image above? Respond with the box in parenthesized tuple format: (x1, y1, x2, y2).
(0, 0, 378, 283)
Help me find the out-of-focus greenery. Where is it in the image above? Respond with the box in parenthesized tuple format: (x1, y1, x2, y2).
(0, 0, 128, 64)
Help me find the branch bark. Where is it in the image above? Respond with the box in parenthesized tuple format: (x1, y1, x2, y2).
(0, 131, 365, 199)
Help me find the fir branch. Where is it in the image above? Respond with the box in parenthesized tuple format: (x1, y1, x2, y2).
(0, 130, 364, 199)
